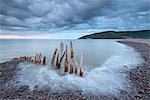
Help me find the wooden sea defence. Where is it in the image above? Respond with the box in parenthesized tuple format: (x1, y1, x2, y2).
(12, 41, 84, 77)
(13, 53, 46, 65)
(51, 41, 84, 77)
(64, 45, 68, 72)
(51, 48, 58, 66)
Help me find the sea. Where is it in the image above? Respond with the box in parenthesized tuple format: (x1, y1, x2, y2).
(0, 39, 143, 95)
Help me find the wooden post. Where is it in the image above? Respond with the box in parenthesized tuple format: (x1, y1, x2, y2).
(80, 68, 83, 77)
(79, 54, 83, 77)
(60, 42, 64, 57)
(70, 41, 74, 61)
(51, 48, 58, 66)
(75, 66, 78, 74)
(59, 51, 65, 68)
(64, 61, 68, 72)
(29, 56, 32, 62)
(36, 54, 39, 63)
(64, 45, 68, 72)
(35, 54, 38, 63)
(43, 56, 46, 65)
(70, 64, 73, 74)
(38, 53, 42, 64)
(56, 52, 59, 68)
(70, 41, 74, 74)
(31, 56, 34, 62)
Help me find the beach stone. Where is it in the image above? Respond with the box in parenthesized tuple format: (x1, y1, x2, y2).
(19, 85, 29, 92)
(0, 72, 2, 76)
(34, 85, 38, 89)
(27, 95, 34, 99)
(138, 89, 145, 94)
(81, 96, 86, 100)
(135, 94, 142, 99)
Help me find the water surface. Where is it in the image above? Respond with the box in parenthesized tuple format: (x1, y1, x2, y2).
(0, 39, 124, 67)
(0, 39, 143, 95)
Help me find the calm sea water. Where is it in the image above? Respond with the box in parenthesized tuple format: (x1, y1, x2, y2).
(0, 39, 123, 66)
(0, 39, 143, 95)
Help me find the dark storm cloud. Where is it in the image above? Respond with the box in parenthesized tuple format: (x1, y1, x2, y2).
(0, 0, 149, 33)
(0, 0, 32, 20)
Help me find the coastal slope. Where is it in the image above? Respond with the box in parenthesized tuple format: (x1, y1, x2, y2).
(79, 30, 150, 39)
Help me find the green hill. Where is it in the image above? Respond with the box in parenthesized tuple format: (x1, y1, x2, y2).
(79, 30, 150, 39)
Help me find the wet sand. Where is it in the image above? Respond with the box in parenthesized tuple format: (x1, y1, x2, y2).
(0, 39, 149, 100)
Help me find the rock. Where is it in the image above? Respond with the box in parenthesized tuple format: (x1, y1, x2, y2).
(34, 85, 39, 89)
(81, 96, 86, 100)
(138, 89, 145, 94)
(19, 85, 29, 92)
(0, 72, 2, 76)
(135, 94, 143, 99)
(79, 92, 82, 95)
(27, 95, 34, 99)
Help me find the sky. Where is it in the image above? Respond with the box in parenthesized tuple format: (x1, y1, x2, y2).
(0, 0, 149, 39)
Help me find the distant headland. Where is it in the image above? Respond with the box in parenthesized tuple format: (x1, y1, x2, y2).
(79, 30, 150, 39)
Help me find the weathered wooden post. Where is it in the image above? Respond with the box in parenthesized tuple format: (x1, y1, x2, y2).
(59, 51, 65, 68)
(70, 41, 74, 74)
(51, 48, 58, 66)
(64, 45, 68, 72)
(35, 54, 38, 63)
(31, 56, 34, 62)
(56, 51, 59, 68)
(60, 42, 64, 58)
(75, 55, 79, 74)
(79, 54, 83, 77)
(29, 56, 32, 62)
(75, 65, 78, 74)
(43, 56, 46, 65)
(70, 64, 74, 74)
(80, 68, 83, 77)
(38, 53, 42, 64)
(26, 56, 28, 61)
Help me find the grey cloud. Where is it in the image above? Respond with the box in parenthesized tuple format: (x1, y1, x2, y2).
(0, 0, 32, 20)
(0, 0, 149, 33)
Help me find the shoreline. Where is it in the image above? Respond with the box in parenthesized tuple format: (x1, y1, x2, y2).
(117, 40, 150, 100)
(0, 39, 149, 99)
